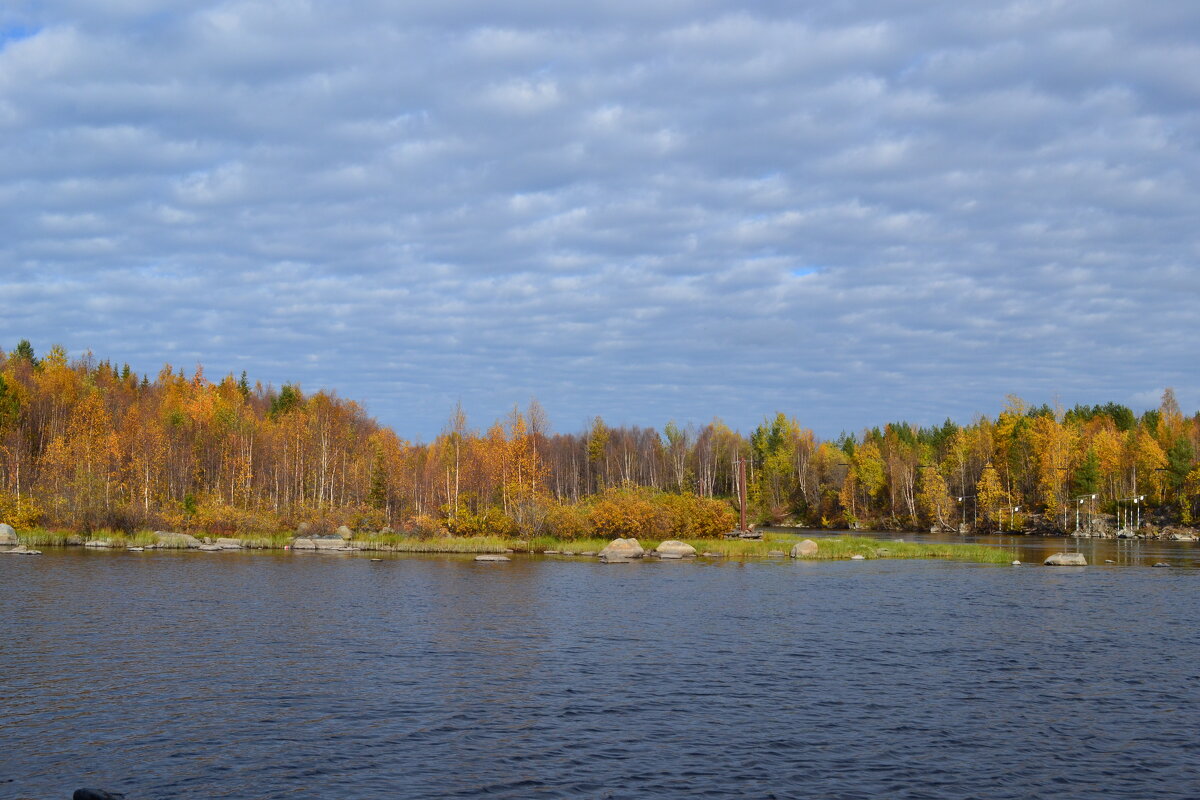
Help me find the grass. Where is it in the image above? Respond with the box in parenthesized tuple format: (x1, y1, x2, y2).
(11, 527, 1015, 564)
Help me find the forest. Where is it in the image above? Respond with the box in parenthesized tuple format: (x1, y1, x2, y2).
(1, 340, 1198, 539)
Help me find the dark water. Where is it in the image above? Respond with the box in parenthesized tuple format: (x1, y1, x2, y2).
(2, 549, 1197, 799)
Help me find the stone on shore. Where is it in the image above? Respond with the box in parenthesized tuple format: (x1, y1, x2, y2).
(292, 537, 317, 550)
(475, 554, 510, 562)
(850, 554, 866, 560)
(3, 544, 42, 555)
(154, 531, 201, 549)
(1044, 552, 1088, 566)
(656, 540, 697, 557)
(314, 536, 352, 550)
(83, 539, 112, 548)
(658, 552, 684, 559)
(197, 543, 223, 552)
(0, 523, 17, 545)
(215, 537, 243, 549)
(598, 537, 644, 562)
(790, 539, 818, 558)
(337, 525, 353, 540)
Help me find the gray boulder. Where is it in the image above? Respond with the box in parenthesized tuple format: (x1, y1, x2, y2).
(291, 537, 317, 550)
(656, 540, 697, 557)
(214, 537, 243, 549)
(598, 537, 644, 562)
(197, 543, 223, 552)
(83, 539, 112, 548)
(474, 554, 511, 562)
(154, 531, 201, 549)
(314, 536, 351, 550)
(3, 544, 41, 555)
(337, 525, 353, 540)
(1044, 552, 1088, 566)
(0, 523, 17, 545)
(790, 539, 818, 558)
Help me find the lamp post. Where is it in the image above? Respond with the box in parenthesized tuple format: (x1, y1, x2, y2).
(1072, 494, 1097, 534)
(956, 495, 976, 532)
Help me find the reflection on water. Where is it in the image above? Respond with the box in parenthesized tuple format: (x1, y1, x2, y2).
(2, 549, 1197, 799)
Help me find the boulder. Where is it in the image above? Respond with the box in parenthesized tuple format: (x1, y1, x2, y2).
(292, 537, 317, 550)
(314, 536, 351, 551)
(214, 537, 243, 549)
(658, 552, 684, 559)
(337, 525, 353, 540)
(850, 554, 866, 560)
(197, 543, 223, 552)
(598, 537, 644, 562)
(702, 551, 724, 557)
(74, 790, 126, 800)
(475, 554, 510, 562)
(3, 544, 41, 555)
(1153, 562, 1171, 568)
(83, 539, 112, 548)
(790, 539, 818, 558)
(154, 531, 201, 549)
(1044, 552, 1087, 566)
(656, 540, 697, 557)
(0, 523, 17, 545)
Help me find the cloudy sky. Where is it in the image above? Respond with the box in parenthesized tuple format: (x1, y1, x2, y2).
(1, 1, 1197, 439)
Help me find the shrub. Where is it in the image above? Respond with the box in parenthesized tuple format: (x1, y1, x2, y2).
(543, 503, 593, 540)
(588, 488, 661, 539)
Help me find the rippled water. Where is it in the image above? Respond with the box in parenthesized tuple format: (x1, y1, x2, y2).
(2, 548, 1197, 799)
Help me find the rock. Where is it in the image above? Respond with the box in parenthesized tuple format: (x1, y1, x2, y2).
(543, 550, 560, 554)
(197, 543, 223, 552)
(655, 540, 697, 557)
(658, 552, 684, 559)
(0, 523, 17, 545)
(337, 525, 353, 540)
(154, 531, 201, 549)
(314, 536, 352, 551)
(850, 554, 866, 560)
(475, 554, 511, 562)
(1044, 552, 1088, 566)
(292, 537, 317, 550)
(791, 539, 818, 558)
(598, 538, 644, 562)
(128, 547, 144, 552)
(767, 550, 786, 557)
(83, 539, 112, 548)
(370, 558, 382, 562)
(214, 537, 243, 549)
(1105, 559, 1116, 564)
(74, 790, 126, 800)
(1153, 562, 1171, 568)
(701, 551, 724, 557)
(580, 551, 596, 556)
(1011, 560, 1021, 565)
(3, 544, 41, 555)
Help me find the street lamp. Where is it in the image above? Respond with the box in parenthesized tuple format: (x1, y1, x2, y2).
(1073, 494, 1097, 534)
(956, 495, 976, 531)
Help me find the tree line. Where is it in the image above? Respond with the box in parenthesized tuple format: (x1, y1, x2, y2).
(1, 341, 1197, 536)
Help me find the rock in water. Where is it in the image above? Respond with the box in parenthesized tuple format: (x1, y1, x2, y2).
(1044, 552, 1088, 566)
(1153, 562, 1171, 568)
(598, 537, 645, 562)
(0, 523, 17, 545)
(850, 554, 866, 560)
(74, 790, 126, 800)
(790, 539, 818, 558)
(655, 540, 697, 557)
(1011, 560, 1021, 566)
(154, 531, 201, 548)
(475, 554, 510, 562)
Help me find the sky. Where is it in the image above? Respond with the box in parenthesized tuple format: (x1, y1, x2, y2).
(1, 1, 1198, 440)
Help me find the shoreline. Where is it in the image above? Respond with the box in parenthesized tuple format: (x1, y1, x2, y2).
(2, 528, 1022, 564)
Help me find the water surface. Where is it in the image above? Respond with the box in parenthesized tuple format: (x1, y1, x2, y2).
(2, 549, 1197, 799)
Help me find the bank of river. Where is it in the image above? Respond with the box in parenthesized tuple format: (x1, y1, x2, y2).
(2, 549, 1196, 799)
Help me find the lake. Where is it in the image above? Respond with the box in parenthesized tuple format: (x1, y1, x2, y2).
(2, 544, 1197, 799)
